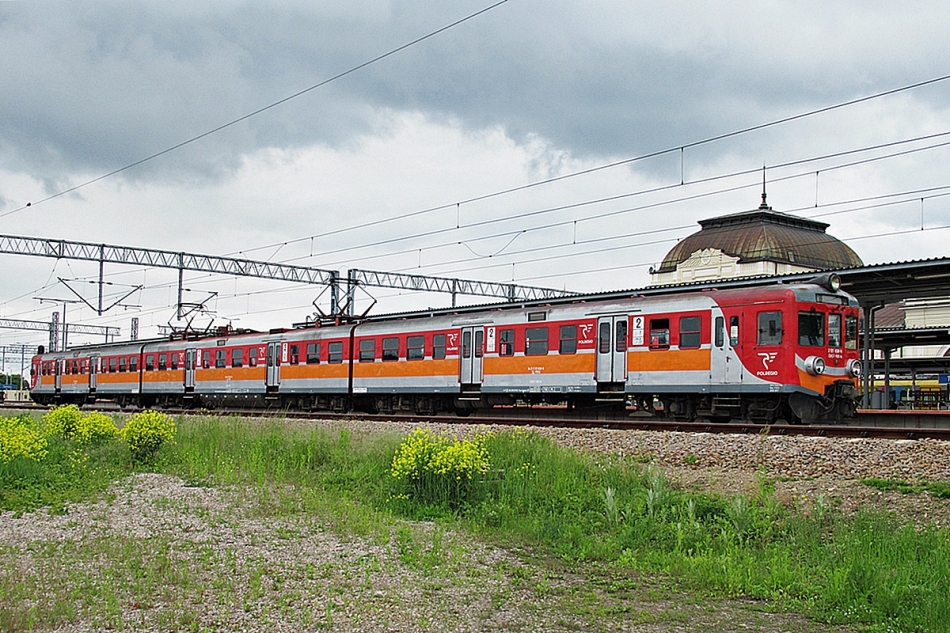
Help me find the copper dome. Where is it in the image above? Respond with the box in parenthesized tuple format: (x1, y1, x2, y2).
(656, 205, 863, 274)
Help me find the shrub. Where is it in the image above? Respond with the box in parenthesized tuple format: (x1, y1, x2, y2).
(41, 405, 120, 446)
(0, 415, 48, 463)
(73, 411, 120, 446)
(42, 405, 84, 440)
(121, 410, 177, 463)
(390, 428, 491, 510)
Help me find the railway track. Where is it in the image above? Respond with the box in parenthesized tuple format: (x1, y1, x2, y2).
(5, 402, 950, 441)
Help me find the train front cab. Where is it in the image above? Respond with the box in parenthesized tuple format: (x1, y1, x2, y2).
(714, 277, 861, 423)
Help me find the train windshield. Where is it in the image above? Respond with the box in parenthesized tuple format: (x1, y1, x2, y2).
(828, 314, 842, 348)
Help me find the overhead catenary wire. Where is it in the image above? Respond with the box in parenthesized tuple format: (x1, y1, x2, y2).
(232, 75, 950, 259)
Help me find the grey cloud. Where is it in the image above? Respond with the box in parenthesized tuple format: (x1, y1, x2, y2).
(2, 0, 950, 188)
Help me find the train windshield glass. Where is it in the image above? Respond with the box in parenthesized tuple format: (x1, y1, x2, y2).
(828, 314, 842, 348)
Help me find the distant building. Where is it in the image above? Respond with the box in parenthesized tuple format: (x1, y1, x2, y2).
(649, 193, 863, 286)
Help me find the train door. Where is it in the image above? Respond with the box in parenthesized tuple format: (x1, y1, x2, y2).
(184, 349, 196, 390)
(89, 355, 99, 392)
(711, 314, 742, 384)
(596, 316, 628, 385)
(266, 342, 281, 389)
(54, 359, 63, 393)
(459, 327, 483, 387)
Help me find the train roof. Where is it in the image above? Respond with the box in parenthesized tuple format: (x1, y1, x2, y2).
(358, 273, 848, 323)
(36, 273, 849, 356)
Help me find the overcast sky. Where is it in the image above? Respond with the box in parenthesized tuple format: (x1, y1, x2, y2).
(2, 0, 950, 362)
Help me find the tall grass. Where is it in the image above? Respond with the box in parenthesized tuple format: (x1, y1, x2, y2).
(3, 413, 948, 632)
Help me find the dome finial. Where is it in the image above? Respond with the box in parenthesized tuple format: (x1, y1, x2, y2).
(759, 165, 771, 210)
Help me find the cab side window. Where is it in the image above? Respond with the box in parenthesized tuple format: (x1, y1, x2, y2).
(757, 311, 783, 345)
(845, 316, 859, 350)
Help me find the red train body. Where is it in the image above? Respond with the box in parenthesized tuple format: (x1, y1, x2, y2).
(30, 276, 861, 423)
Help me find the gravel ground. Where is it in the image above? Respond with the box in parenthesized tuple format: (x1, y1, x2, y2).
(2, 420, 947, 632)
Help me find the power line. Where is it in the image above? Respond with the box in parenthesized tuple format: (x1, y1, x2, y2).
(275, 132, 950, 270)
(234, 74, 950, 258)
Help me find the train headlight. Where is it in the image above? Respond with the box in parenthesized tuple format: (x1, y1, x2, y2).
(803, 355, 826, 376)
(828, 273, 841, 292)
(847, 359, 862, 378)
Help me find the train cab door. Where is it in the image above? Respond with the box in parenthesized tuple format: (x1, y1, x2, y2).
(711, 314, 742, 384)
(89, 355, 99, 392)
(184, 348, 196, 391)
(596, 316, 628, 387)
(266, 342, 281, 390)
(459, 327, 484, 388)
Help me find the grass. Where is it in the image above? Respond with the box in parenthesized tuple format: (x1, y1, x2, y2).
(1, 412, 949, 632)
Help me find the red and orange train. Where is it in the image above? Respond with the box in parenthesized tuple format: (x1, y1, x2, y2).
(30, 274, 862, 423)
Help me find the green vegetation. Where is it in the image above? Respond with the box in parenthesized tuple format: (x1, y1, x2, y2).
(862, 477, 950, 499)
(1, 412, 949, 632)
(0, 406, 175, 513)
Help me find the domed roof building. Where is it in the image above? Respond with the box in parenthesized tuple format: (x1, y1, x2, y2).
(649, 193, 863, 286)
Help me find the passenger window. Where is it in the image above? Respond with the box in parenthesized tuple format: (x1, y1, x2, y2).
(215, 350, 226, 368)
(845, 316, 859, 351)
(232, 349, 243, 368)
(158, 354, 167, 371)
(171, 354, 179, 370)
(499, 329, 515, 356)
(757, 311, 783, 346)
(615, 321, 627, 353)
(130, 356, 138, 372)
(247, 348, 257, 367)
(203, 351, 211, 369)
(109, 358, 117, 373)
(599, 322, 611, 353)
(146, 355, 155, 371)
(307, 343, 321, 364)
(382, 337, 400, 361)
(828, 314, 842, 348)
(119, 357, 127, 372)
(289, 345, 300, 365)
(679, 316, 701, 349)
(407, 336, 425, 360)
(649, 319, 670, 349)
(798, 311, 825, 347)
(559, 325, 577, 354)
(525, 327, 549, 356)
(359, 339, 376, 362)
(329, 341, 344, 364)
(432, 334, 447, 359)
